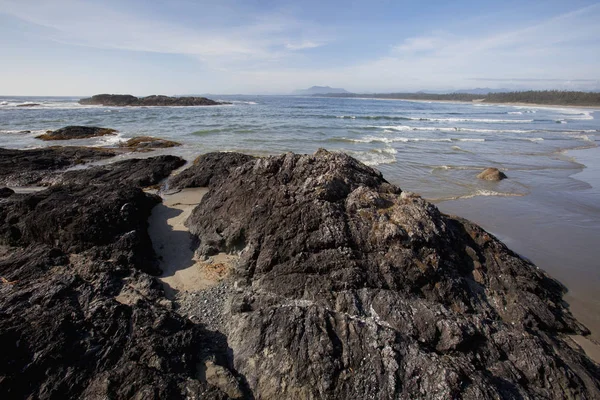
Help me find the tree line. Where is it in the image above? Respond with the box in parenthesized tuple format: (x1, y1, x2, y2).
(319, 90, 600, 106)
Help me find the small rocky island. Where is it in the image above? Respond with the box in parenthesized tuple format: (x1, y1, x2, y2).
(79, 94, 227, 106)
(0, 148, 598, 399)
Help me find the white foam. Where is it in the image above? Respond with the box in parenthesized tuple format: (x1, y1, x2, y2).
(408, 117, 534, 123)
(374, 125, 532, 134)
(372, 147, 398, 154)
(337, 115, 356, 119)
(508, 111, 522, 115)
(347, 150, 396, 166)
(459, 190, 524, 199)
(349, 135, 477, 144)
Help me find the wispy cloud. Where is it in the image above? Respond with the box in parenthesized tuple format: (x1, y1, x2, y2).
(0, 0, 330, 67)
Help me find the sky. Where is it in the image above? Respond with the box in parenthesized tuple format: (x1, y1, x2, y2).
(1, 0, 599, 95)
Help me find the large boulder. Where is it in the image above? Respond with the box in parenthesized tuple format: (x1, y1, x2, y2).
(36, 126, 117, 141)
(477, 167, 507, 181)
(0, 147, 116, 186)
(185, 149, 600, 399)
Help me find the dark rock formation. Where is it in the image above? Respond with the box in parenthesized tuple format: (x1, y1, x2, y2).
(477, 167, 507, 181)
(0, 154, 243, 399)
(0, 187, 14, 198)
(120, 136, 182, 151)
(185, 149, 600, 399)
(168, 152, 256, 190)
(58, 155, 186, 188)
(16, 103, 41, 107)
(1, 148, 598, 399)
(0, 147, 116, 186)
(79, 94, 227, 107)
(36, 126, 117, 141)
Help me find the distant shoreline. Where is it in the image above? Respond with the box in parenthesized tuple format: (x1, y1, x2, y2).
(325, 96, 600, 110)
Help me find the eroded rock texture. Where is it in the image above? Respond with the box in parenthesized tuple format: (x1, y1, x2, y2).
(168, 152, 256, 190)
(187, 149, 600, 399)
(0, 154, 246, 399)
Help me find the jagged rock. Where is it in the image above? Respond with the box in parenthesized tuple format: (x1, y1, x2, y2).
(36, 126, 117, 141)
(477, 167, 507, 181)
(168, 152, 255, 190)
(0, 187, 14, 198)
(120, 136, 182, 151)
(79, 94, 227, 107)
(0, 147, 116, 186)
(186, 149, 600, 399)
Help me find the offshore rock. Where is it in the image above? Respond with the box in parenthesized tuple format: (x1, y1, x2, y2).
(477, 167, 507, 181)
(79, 94, 227, 107)
(186, 149, 600, 399)
(36, 126, 117, 141)
(120, 136, 182, 151)
(0, 153, 243, 398)
(168, 152, 255, 190)
(0, 147, 116, 186)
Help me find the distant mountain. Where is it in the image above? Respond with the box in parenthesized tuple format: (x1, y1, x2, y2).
(293, 86, 350, 95)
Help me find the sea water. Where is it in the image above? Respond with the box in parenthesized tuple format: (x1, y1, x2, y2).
(1, 95, 597, 202)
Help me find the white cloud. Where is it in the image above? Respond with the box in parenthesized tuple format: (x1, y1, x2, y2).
(285, 41, 324, 50)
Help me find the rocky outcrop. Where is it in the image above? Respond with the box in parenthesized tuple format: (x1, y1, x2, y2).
(0, 147, 116, 186)
(36, 126, 117, 141)
(477, 167, 507, 181)
(120, 136, 182, 151)
(168, 152, 256, 190)
(79, 94, 227, 107)
(185, 149, 600, 399)
(1, 149, 598, 399)
(0, 155, 246, 399)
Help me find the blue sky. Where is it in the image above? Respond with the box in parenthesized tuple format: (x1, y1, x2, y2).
(1, 0, 599, 95)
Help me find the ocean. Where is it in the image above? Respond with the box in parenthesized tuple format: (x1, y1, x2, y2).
(1, 94, 599, 338)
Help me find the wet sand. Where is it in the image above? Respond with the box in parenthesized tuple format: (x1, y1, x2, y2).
(437, 145, 600, 362)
